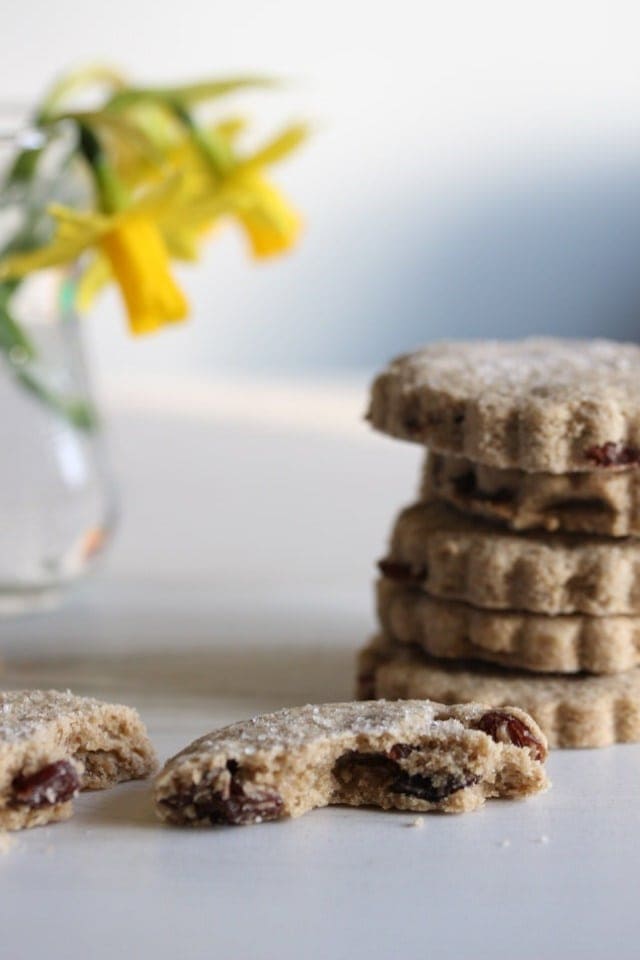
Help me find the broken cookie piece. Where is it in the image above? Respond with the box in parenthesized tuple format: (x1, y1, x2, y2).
(0, 689, 157, 831)
(154, 700, 548, 826)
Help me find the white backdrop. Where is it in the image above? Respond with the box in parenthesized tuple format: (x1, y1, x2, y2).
(4, 0, 640, 385)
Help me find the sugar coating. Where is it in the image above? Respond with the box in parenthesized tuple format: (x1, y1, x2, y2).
(0, 690, 119, 743)
(180, 701, 479, 755)
(396, 339, 640, 395)
(368, 338, 640, 472)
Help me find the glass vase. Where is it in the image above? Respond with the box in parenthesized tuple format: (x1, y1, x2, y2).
(0, 117, 116, 613)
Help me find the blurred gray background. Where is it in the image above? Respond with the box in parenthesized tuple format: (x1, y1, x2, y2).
(4, 0, 640, 385)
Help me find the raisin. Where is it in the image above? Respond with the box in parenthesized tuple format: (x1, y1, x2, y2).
(378, 559, 427, 583)
(392, 770, 480, 803)
(403, 416, 423, 434)
(160, 763, 285, 826)
(11, 760, 81, 808)
(387, 742, 415, 761)
(333, 750, 478, 804)
(199, 782, 285, 826)
(585, 442, 640, 468)
(452, 471, 477, 496)
(475, 711, 545, 761)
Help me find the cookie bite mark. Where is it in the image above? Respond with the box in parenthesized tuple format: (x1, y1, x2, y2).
(332, 748, 480, 804)
(154, 701, 549, 826)
(585, 442, 640, 468)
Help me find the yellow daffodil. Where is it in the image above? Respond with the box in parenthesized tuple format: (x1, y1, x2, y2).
(0, 66, 308, 430)
(228, 172, 301, 257)
(142, 119, 308, 260)
(0, 69, 308, 338)
(73, 120, 307, 308)
(0, 179, 189, 335)
(100, 215, 188, 334)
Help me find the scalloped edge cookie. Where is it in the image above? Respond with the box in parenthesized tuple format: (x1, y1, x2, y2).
(377, 578, 640, 674)
(382, 500, 640, 615)
(422, 452, 640, 537)
(356, 637, 640, 748)
(154, 700, 547, 824)
(367, 338, 640, 473)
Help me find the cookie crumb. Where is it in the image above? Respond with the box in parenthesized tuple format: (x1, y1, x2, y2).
(536, 834, 550, 845)
(407, 817, 424, 829)
(498, 838, 511, 848)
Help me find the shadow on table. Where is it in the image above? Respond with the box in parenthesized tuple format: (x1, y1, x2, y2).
(4, 641, 357, 705)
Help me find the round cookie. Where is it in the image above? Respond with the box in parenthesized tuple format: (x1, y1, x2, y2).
(377, 578, 640, 674)
(422, 452, 640, 537)
(368, 338, 640, 473)
(382, 500, 640, 616)
(357, 637, 640, 748)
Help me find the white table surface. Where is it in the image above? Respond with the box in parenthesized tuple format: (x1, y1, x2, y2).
(1, 377, 638, 960)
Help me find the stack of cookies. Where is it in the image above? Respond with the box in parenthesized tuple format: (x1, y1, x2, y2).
(359, 338, 640, 748)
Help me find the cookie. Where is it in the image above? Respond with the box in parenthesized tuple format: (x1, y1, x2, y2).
(154, 700, 548, 824)
(0, 690, 157, 830)
(423, 451, 640, 537)
(357, 637, 640, 748)
(377, 578, 640, 674)
(382, 500, 640, 615)
(367, 338, 640, 473)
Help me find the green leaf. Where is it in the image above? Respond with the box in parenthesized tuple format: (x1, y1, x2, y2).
(37, 65, 129, 121)
(243, 123, 310, 168)
(107, 76, 278, 111)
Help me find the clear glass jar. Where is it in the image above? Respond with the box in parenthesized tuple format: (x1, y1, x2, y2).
(0, 116, 116, 613)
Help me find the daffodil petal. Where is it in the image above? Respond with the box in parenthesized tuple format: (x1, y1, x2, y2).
(231, 174, 302, 257)
(99, 216, 189, 335)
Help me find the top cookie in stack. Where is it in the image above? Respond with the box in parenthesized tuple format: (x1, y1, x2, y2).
(361, 338, 640, 748)
(368, 337, 640, 474)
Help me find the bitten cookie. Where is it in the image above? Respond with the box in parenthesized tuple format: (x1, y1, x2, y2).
(368, 338, 640, 473)
(154, 701, 548, 825)
(357, 637, 640, 748)
(377, 578, 640, 674)
(381, 500, 640, 615)
(423, 451, 640, 537)
(0, 690, 157, 831)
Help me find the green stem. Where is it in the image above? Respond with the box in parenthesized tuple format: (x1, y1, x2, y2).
(77, 122, 128, 213)
(171, 102, 232, 177)
(0, 281, 97, 432)
(13, 365, 98, 430)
